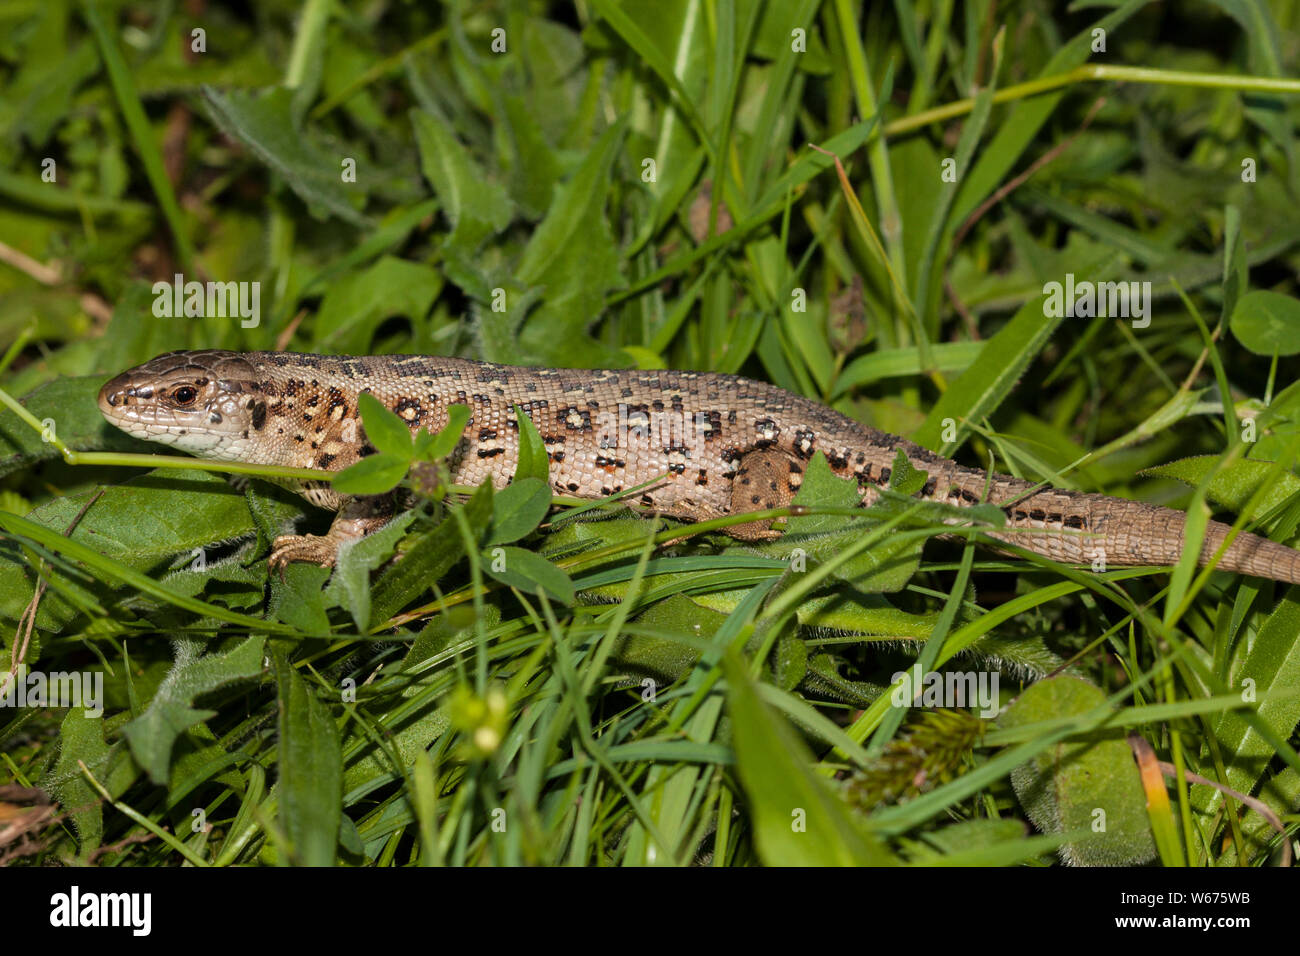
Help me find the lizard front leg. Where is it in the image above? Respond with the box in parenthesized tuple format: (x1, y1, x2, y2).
(269, 494, 396, 571)
(727, 448, 805, 541)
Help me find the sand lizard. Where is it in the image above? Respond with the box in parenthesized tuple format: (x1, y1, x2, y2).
(96, 349, 1300, 583)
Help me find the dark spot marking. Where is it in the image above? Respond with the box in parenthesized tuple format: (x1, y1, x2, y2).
(393, 397, 424, 424)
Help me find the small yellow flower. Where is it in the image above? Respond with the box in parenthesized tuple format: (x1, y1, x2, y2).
(449, 684, 509, 760)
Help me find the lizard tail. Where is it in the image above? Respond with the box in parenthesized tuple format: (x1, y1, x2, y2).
(1199, 520, 1300, 585)
(969, 484, 1300, 585)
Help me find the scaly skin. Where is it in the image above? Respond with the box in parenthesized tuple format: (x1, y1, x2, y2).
(96, 349, 1300, 582)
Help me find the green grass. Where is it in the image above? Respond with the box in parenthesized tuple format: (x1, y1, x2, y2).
(2, 0, 1300, 866)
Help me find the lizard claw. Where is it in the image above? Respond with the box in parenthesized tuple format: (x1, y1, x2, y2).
(269, 534, 340, 573)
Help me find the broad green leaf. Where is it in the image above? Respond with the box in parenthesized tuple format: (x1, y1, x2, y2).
(513, 122, 628, 364)
(357, 392, 414, 457)
(1230, 290, 1300, 357)
(513, 403, 550, 482)
(423, 404, 472, 461)
(160, 556, 264, 610)
(47, 709, 136, 861)
(832, 342, 985, 398)
(886, 449, 927, 496)
(724, 653, 896, 865)
(1141, 456, 1300, 522)
(369, 481, 494, 624)
(200, 86, 368, 227)
(332, 452, 409, 495)
(411, 108, 512, 251)
(484, 545, 575, 605)
(997, 675, 1156, 866)
(313, 255, 443, 353)
(0, 471, 263, 630)
(121, 637, 266, 785)
(271, 563, 333, 635)
(515, 123, 625, 282)
(276, 650, 343, 867)
(487, 477, 552, 545)
(325, 511, 417, 631)
(615, 593, 731, 682)
(1194, 594, 1300, 817)
(281, 199, 440, 326)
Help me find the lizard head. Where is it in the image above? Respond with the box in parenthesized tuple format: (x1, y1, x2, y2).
(98, 350, 267, 461)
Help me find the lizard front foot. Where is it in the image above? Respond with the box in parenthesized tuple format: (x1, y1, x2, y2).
(268, 501, 398, 572)
(270, 533, 340, 571)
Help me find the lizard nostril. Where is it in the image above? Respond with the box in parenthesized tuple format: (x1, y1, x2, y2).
(98, 380, 125, 410)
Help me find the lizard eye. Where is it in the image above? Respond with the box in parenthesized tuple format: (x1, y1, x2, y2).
(171, 385, 199, 406)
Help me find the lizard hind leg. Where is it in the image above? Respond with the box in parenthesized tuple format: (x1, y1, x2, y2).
(726, 448, 804, 541)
